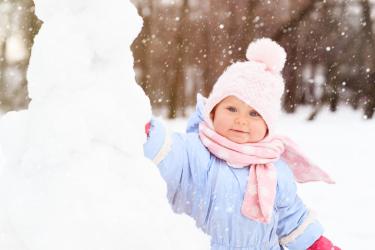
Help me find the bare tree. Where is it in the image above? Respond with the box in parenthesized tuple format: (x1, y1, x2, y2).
(273, 0, 324, 113)
(0, 0, 40, 112)
(360, 0, 375, 118)
(131, 0, 153, 93)
(166, 0, 189, 118)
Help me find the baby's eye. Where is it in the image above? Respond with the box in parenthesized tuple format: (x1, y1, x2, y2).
(249, 110, 260, 117)
(226, 106, 237, 112)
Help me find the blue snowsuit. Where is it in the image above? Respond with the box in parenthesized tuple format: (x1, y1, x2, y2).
(143, 98, 323, 250)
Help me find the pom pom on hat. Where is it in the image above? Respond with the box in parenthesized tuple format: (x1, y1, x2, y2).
(246, 38, 286, 74)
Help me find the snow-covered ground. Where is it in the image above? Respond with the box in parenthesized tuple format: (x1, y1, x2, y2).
(167, 105, 375, 250)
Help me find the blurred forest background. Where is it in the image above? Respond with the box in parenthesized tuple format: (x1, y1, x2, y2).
(1, 0, 375, 120)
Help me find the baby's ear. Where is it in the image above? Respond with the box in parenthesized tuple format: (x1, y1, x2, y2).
(210, 108, 216, 121)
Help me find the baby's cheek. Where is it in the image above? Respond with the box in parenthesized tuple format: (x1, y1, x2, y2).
(257, 120, 268, 132)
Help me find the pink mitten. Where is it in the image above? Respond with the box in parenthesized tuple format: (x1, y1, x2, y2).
(307, 236, 341, 250)
(145, 121, 151, 136)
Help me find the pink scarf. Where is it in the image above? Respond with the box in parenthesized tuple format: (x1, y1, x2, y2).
(198, 122, 334, 224)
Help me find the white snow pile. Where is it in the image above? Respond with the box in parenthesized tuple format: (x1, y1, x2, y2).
(0, 0, 209, 249)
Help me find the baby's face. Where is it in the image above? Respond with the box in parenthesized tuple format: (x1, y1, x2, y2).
(212, 96, 268, 144)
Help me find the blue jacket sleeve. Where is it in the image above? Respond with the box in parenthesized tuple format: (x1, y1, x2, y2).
(144, 93, 206, 162)
(186, 93, 206, 133)
(143, 116, 211, 216)
(275, 161, 324, 250)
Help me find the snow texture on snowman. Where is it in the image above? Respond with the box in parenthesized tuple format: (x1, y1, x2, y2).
(0, 0, 209, 249)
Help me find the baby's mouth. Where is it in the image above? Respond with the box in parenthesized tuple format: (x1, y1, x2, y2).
(230, 129, 248, 134)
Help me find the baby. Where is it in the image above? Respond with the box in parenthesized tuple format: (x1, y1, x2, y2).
(144, 38, 340, 250)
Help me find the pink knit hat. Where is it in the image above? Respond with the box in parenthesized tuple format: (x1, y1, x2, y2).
(204, 38, 287, 136)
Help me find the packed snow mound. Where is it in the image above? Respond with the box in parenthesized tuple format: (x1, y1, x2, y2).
(0, 0, 210, 249)
(26, 0, 150, 159)
(28, 0, 142, 102)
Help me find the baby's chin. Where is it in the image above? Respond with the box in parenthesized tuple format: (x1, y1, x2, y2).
(226, 134, 250, 144)
(226, 133, 263, 144)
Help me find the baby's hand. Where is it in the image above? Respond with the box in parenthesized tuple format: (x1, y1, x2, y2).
(307, 236, 341, 250)
(145, 121, 151, 136)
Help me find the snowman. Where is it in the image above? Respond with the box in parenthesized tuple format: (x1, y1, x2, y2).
(0, 0, 209, 249)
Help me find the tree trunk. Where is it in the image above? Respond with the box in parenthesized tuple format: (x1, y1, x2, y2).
(273, 0, 322, 42)
(131, 0, 153, 92)
(360, 0, 375, 119)
(283, 36, 298, 113)
(233, 0, 259, 60)
(327, 64, 339, 112)
(168, 0, 189, 118)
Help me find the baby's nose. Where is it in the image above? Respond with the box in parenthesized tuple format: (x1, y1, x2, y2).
(235, 117, 248, 126)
